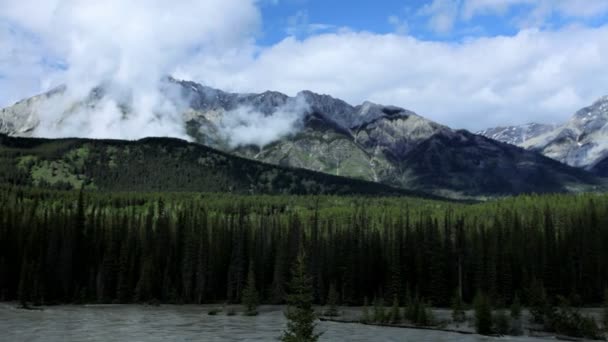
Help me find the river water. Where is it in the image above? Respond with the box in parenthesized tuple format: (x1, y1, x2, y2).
(0, 304, 549, 341)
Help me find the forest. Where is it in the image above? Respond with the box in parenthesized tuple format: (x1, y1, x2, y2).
(2, 184, 608, 310)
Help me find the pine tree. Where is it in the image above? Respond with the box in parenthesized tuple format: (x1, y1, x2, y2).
(390, 295, 401, 323)
(451, 289, 466, 323)
(474, 292, 493, 335)
(510, 294, 522, 319)
(280, 250, 320, 342)
(602, 289, 608, 329)
(528, 279, 548, 324)
(373, 297, 386, 323)
(242, 261, 259, 316)
(323, 283, 339, 317)
(361, 297, 370, 323)
(493, 309, 510, 335)
(510, 294, 523, 336)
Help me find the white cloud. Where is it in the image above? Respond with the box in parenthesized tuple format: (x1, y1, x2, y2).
(462, 0, 608, 24)
(388, 15, 409, 35)
(184, 25, 608, 131)
(286, 10, 335, 37)
(219, 95, 309, 147)
(0, 0, 261, 138)
(418, 0, 461, 34)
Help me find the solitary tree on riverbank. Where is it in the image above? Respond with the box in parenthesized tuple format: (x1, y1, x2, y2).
(242, 262, 259, 316)
(280, 250, 320, 342)
(474, 292, 493, 335)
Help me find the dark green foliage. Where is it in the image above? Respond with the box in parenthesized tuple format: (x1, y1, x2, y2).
(528, 280, 549, 324)
(242, 262, 259, 316)
(0, 135, 431, 197)
(281, 251, 320, 342)
(474, 292, 493, 335)
(545, 297, 601, 339)
(493, 310, 510, 335)
(451, 290, 466, 323)
(373, 297, 387, 323)
(390, 296, 401, 323)
(603, 289, 608, 329)
(323, 283, 339, 317)
(361, 297, 370, 323)
(405, 296, 433, 326)
(1, 184, 608, 314)
(510, 294, 522, 319)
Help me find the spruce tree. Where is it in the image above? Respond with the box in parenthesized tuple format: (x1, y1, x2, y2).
(323, 283, 339, 317)
(510, 294, 522, 320)
(602, 289, 608, 330)
(474, 292, 493, 335)
(451, 289, 466, 323)
(242, 261, 259, 316)
(361, 297, 370, 323)
(509, 293, 524, 335)
(493, 309, 510, 335)
(280, 250, 320, 342)
(390, 295, 401, 323)
(373, 297, 386, 323)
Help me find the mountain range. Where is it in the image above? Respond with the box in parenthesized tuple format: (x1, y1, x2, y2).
(0, 78, 603, 198)
(479, 96, 608, 176)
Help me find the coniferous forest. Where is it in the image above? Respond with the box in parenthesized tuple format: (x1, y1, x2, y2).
(2, 185, 608, 309)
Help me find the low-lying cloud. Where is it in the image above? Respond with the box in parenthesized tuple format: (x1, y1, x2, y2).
(219, 95, 309, 148)
(0, 0, 261, 140)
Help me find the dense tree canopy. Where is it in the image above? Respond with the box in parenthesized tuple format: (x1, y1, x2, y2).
(1, 185, 608, 308)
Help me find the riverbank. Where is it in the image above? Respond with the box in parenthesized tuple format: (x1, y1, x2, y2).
(320, 306, 607, 342)
(3, 302, 606, 341)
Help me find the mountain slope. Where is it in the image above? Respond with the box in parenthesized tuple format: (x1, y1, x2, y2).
(0, 134, 426, 196)
(0, 79, 603, 198)
(479, 96, 608, 176)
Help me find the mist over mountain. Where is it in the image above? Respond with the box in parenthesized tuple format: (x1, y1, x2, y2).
(0, 78, 601, 198)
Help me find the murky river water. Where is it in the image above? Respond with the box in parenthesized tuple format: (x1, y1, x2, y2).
(0, 304, 550, 341)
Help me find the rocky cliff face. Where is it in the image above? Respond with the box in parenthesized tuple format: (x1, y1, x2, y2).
(0, 78, 601, 198)
(479, 96, 608, 175)
(477, 123, 557, 146)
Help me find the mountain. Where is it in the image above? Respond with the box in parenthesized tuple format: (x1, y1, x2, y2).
(0, 133, 426, 196)
(0, 79, 602, 198)
(478, 96, 608, 175)
(477, 123, 558, 146)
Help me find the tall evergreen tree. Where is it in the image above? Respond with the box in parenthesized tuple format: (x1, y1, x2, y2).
(280, 250, 320, 342)
(242, 261, 259, 316)
(323, 283, 339, 317)
(474, 292, 493, 335)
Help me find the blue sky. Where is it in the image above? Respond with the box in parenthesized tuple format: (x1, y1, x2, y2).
(258, 0, 608, 44)
(2, 0, 608, 132)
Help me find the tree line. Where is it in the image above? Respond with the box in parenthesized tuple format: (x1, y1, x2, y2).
(1, 185, 608, 309)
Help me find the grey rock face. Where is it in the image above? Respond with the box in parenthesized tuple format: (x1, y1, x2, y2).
(477, 123, 557, 146)
(479, 96, 608, 174)
(0, 78, 600, 197)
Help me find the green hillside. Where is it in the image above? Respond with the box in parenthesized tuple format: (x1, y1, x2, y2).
(0, 134, 433, 197)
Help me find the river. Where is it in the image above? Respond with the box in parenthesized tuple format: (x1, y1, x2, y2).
(0, 304, 555, 341)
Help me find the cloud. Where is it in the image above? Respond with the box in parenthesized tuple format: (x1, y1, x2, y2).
(418, 0, 461, 34)
(286, 10, 335, 37)
(184, 25, 608, 131)
(462, 0, 608, 25)
(388, 15, 409, 35)
(0, 0, 261, 139)
(219, 95, 309, 147)
(2, 0, 608, 142)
